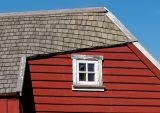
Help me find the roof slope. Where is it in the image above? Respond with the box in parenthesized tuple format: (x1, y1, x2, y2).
(0, 7, 132, 94)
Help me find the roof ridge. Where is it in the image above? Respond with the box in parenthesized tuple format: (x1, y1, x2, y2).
(0, 7, 106, 17)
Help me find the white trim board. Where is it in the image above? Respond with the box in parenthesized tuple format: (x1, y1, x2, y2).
(133, 42, 160, 70)
(16, 55, 26, 96)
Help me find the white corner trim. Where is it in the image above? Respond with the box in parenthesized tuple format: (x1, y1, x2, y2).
(105, 10, 137, 42)
(16, 55, 26, 95)
(133, 42, 160, 70)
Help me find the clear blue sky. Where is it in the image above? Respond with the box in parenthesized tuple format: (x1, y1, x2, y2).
(0, 0, 159, 61)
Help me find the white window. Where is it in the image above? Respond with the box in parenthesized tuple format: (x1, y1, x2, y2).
(71, 54, 104, 91)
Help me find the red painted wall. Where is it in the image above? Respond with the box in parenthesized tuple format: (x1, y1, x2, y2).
(0, 98, 20, 113)
(28, 44, 160, 112)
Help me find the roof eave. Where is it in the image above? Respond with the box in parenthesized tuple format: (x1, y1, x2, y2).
(0, 92, 19, 98)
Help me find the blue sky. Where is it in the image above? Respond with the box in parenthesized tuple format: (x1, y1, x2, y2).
(0, 0, 159, 61)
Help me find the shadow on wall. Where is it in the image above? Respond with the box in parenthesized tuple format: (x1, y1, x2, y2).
(21, 63, 36, 113)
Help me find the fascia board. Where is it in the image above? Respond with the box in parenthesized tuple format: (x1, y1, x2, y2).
(133, 42, 160, 70)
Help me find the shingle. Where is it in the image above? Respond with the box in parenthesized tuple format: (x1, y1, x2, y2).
(0, 7, 130, 94)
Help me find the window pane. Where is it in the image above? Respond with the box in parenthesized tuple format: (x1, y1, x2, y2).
(79, 73, 86, 81)
(79, 63, 86, 71)
(88, 73, 95, 81)
(88, 63, 94, 72)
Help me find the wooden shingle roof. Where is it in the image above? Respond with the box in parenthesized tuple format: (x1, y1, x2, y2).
(0, 7, 135, 94)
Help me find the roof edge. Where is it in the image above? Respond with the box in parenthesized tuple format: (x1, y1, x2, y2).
(27, 42, 128, 60)
(133, 42, 160, 70)
(0, 7, 106, 17)
(0, 92, 19, 98)
(104, 7, 137, 42)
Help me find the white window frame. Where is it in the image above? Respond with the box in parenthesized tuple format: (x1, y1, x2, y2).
(71, 54, 104, 91)
(76, 60, 98, 85)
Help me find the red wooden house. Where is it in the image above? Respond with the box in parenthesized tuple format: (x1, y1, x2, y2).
(0, 7, 160, 113)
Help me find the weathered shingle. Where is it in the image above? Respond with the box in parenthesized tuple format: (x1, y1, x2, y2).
(0, 7, 133, 94)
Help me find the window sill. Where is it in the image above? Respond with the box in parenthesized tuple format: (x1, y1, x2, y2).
(72, 85, 105, 92)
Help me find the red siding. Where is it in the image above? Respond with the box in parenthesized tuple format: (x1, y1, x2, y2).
(28, 45, 160, 112)
(0, 98, 20, 113)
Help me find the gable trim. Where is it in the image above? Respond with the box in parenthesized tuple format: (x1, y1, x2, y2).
(128, 42, 160, 79)
(133, 42, 160, 70)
